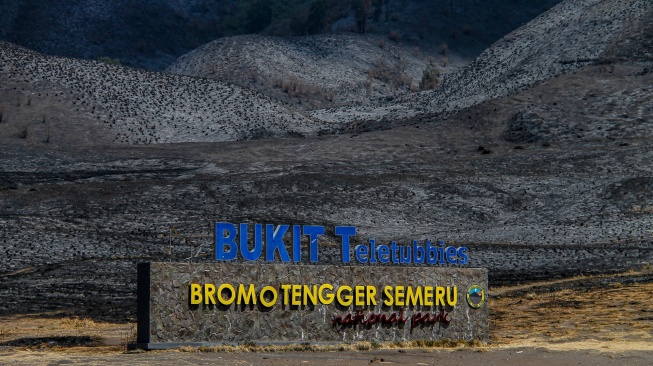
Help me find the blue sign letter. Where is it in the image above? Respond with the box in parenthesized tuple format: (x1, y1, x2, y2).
(303, 225, 324, 263)
(335, 226, 356, 263)
(216, 222, 238, 260)
(265, 224, 290, 262)
(239, 223, 263, 261)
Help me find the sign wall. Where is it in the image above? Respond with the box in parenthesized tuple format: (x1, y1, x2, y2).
(136, 262, 488, 348)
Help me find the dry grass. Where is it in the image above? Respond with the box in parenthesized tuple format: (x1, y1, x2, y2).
(59, 317, 100, 329)
(490, 270, 653, 347)
(0, 312, 133, 350)
(368, 61, 412, 90)
(420, 63, 440, 90)
(628, 205, 653, 213)
(176, 339, 482, 353)
(277, 75, 322, 102)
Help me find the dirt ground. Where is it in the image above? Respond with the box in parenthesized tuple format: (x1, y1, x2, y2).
(0, 269, 651, 365)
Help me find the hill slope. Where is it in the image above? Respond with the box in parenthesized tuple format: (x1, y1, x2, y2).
(0, 41, 332, 145)
(311, 0, 653, 124)
(167, 33, 442, 109)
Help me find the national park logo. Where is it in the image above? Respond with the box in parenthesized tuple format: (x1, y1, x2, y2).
(466, 285, 485, 308)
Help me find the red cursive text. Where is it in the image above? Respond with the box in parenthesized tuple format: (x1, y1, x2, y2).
(332, 309, 409, 329)
(410, 309, 451, 328)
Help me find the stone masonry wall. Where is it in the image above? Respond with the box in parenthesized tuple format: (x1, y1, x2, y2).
(140, 262, 488, 347)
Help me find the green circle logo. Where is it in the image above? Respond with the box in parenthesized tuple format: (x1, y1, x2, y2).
(466, 285, 485, 308)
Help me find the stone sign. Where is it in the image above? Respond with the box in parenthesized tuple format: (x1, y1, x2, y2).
(136, 262, 488, 349)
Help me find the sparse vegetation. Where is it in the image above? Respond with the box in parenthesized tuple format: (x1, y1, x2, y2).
(120, 324, 137, 348)
(398, 73, 412, 88)
(60, 317, 99, 329)
(363, 78, 372, 96)
(419, 62, 440, 90)
(97, 57, 121, 65)
(276, 74, 325, 103)
(388, 30, 400, 42)
(272, 75, 283, 88)
(368, 60, 412, 90)
(239, 63, 349, 106)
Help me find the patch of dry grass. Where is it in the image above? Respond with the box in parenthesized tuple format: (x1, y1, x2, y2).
(176, 338, 482, 353)
(490, 273, 653, 346)
(0, 312, 133, 350)
(59, 317, 100, 329)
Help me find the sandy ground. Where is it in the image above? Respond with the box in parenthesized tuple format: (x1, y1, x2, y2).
(1, 347, 652, 366)
(1, 269, 652, 365)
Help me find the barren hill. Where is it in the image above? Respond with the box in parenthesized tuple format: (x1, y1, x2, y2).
(167, 33, 444, 109)
(0, 42, 333, 145)
(311, 0, 653, 124)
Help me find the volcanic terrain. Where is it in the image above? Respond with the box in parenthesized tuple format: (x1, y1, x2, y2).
(0, 0, 652, 324)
